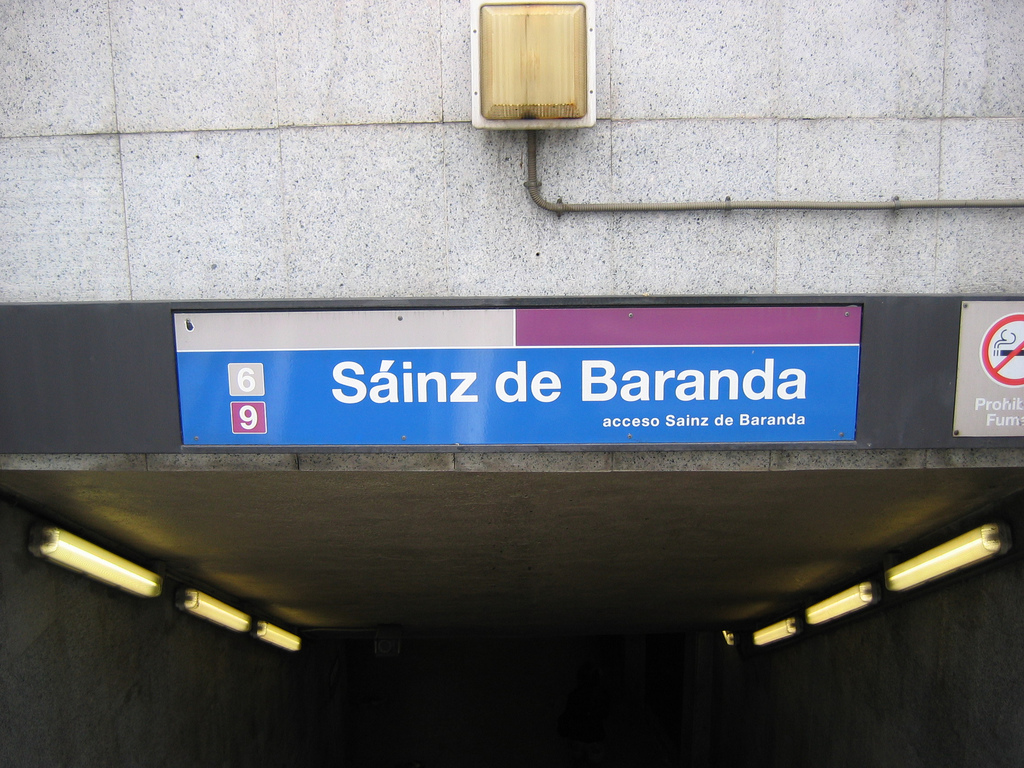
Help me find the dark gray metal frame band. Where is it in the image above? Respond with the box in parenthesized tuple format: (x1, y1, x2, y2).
(0, 296, 1015, 453)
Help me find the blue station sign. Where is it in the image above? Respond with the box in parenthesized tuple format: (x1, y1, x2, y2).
(174, 306, 861, 446)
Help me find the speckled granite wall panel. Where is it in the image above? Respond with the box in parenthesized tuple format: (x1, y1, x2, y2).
(445, 124, 616, 296)
(281, 124, 448, 298)
(935, 209, 1024, 294)
(0, 0, 116, 138)
(777, 119, 941, 201)
(611, 120, 777, 202)
(606, 120, 778, 295)
(612, 0, 782, 119)
(0, 0, 1020, 305)
(778, 0, 945, 118)
(121, 130, 287, 299)
(775, 210, 939, 294)
(277, 0, 443, 126)
(612, 211, 777, 295)
(440, 0, 473, 123)
(944, 0, 1024, 117)
(932, 119, 1024, 292)
(0, 136, 130, 302)
(111, 0, 278, 133)
(940, 119, 1024, 200)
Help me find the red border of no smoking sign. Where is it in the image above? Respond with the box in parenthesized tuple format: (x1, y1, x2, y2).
(981, 314, 1024, 386)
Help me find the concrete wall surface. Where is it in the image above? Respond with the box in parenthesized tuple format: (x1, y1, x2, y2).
(0, 499, 346, 767)
(737, 551, 1024, 767)
(1, 0, 1022, 303)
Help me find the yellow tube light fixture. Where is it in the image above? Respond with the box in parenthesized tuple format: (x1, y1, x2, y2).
(472, 0, 596, 129)
(176, 588, 251, 633)
(752, 617, 799, 647)
(805, 581, 877, 626)
(253, 621, 302, 652)
(885, 523, 1011, 593)
(29, 525, 162, 598)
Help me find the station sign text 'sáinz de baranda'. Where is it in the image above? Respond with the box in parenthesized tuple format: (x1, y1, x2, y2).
(175, 306, 861, 446)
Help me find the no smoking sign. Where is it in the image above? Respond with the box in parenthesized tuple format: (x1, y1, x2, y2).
(981, 314, 1024, 387)
(955, 301, 1024, 436)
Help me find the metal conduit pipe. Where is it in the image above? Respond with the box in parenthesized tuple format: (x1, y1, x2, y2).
(524, 131, 1024, 214)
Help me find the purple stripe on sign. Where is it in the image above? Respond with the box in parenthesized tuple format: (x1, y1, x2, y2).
(515, 306, 861, 347)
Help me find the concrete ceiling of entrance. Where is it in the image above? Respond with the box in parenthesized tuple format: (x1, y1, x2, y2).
(3, 458, 1024, 635)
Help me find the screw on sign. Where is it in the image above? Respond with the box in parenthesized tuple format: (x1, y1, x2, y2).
(981, 314, 1024, 386)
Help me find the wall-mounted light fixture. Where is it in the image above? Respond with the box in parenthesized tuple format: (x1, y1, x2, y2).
(885, 523, 1011, 593)
(805, 581, 877, 626)
(29, 525, 162, 598)
(253, 621, 302, 652)
(472, 0, 595, 129)
(753, 617, 799, 647)
(176, 588, 251, 633)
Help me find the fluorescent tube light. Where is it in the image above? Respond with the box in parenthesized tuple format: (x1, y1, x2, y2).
(885, 523, 1011, 593)
(253, 621, 302, 652)
(29, 525, 162, 598)
(805, 582, 877, 626)
(176, 588, 251, 633)
(752, 617, 799, 647)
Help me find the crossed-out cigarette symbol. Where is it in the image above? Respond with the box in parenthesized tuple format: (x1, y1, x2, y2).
(983, 315, 1024, 386)
(992, 329, 1024, 373)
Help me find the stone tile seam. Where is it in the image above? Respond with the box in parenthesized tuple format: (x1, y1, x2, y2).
(103, 0, 120, 136)
(7, 116, 1023, 143)
(114, 132, 133, 300)
(0, 122, 473, 142)
(269, 0, 283, 132)
(940, 0, 952, 118)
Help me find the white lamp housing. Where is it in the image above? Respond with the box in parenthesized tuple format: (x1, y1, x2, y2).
(29, 525, 162, 598)
(253, 621, 302, 652)
(472, 0, 596, 129)
(805, 582, 877, 626)
(885, 523, 1011, 593)
(753, 616, 799, 647)
(176, 588, 251, 633)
